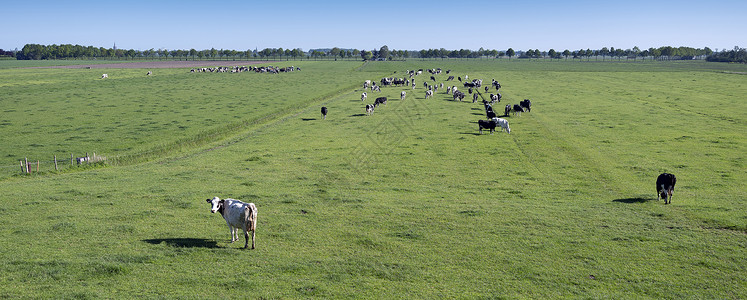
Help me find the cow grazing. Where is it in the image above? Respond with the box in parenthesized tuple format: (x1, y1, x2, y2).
(512, 104, 525, 116)
(478, 119, 498, 134)
(374, 97, 387, 107)
(366, 104, 375, 115)
(206, 197, 257, 249)
(504, 105, 511, 117)
(656, 173, 677, 204)
(146, 71, 152, 76)
(361, 92, 367, 102)
(492, 117, 511, 134)
(472, 93, 479, 103)
(401, 91, 406, 100)
(321, 107, 328, 120)
(101, 74, 108, 79)
(425, 90, 433, 99)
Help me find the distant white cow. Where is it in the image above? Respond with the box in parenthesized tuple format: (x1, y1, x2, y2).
(101, 74, 108, 79)
(361, 92, 367, 102)
(492, 117, 511, 134)
(401, 91, 406, 100)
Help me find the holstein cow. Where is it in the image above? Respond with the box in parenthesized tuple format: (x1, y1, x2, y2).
(365, 104, 375, 115)
(512, 104, 525, 116)
(478, 119, 498, 134)
(206, 197, 257, 249)
(321, 106, 328, 120)
(361, 92, 367, 102)
(401, 91, 406, 100)
(656, 173, 677, 204)
(504, 105, 511, 117)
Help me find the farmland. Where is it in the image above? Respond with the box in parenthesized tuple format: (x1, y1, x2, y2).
(0, 60, 745, 298)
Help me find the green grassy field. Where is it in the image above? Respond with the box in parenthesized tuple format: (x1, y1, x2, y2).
(0, 60, 744, 298)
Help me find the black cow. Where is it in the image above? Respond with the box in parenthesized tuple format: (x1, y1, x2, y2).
(321, 107, 328, 119)
(504, 105, 511, 117)
(656, 173, 677, 204)
(486, 110, 497, 119)
(374, 97, 387, 107)
(520, 99, 532, 112)
(430, 75, 436, 81)
(512, 104, 525, 116)
(478, 119, 498, 134)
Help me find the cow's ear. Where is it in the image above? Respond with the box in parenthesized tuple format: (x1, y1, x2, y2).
(206, 198, 211, 203)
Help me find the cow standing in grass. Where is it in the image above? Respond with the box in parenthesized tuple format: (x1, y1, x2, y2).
(321, 107, 328, 120)
(656, 173, 677, 204)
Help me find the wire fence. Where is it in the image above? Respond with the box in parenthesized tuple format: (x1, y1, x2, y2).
(0, 152, 107, 178)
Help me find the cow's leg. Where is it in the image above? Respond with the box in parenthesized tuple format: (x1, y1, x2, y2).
(243, 230, 249, 249)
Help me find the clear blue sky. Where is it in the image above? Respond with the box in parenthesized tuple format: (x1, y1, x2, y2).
(3, 0, 745, 52)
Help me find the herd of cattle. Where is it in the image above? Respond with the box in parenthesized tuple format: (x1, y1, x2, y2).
(190, 65, 300, 73)
(357, 68, 534, 136)
(201, 67, 683, 250)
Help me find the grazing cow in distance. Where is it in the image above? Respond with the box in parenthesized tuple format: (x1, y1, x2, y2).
(512, 104, 525, 116)
(478, 119, 498, 134)
(366, 104, 375, 115)
(321, 107, 328, 120)
(472, 93, 479, 103)
(374, 97, 387, 107)
(361, 92, 367, 102)
(430, 75, 436, 81)
(425, 90, 433, 99)
(656, 173, 677, 204)
(146, 71, 152, 76)
(492, 117, 511, 134)
(504, 105, 511, 117)
(401, 91, 406, 100)
(101, 74, 108, 79)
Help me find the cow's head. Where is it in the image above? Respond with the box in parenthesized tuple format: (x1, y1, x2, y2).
(660, 191, 669, 200)
(206, 197, 224, 214)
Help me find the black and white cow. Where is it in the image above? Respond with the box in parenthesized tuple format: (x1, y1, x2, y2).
(656, 173, 677, 204)
(366, 104, 375, 115)
(321, 107, 328, 120)
(478, 119, 498, 134)
(512, 104, 525, 116)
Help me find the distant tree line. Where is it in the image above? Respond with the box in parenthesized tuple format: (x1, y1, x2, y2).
(706, 46, 747, 63)
(0, 49, 15, 57)
(11, 43, 741, 63)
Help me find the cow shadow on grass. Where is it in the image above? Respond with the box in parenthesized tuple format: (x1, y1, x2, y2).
(143, 238, 219, 248)
(301, 118, 317, 121)
(459, 132, 482, 136)
(613, 197, 656, 204)
(350, 114, 366, 117)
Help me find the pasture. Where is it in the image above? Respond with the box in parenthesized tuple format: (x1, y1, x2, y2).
(0, 60, 744, 298)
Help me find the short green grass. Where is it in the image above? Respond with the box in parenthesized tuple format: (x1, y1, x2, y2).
(0, 60, 744, 298)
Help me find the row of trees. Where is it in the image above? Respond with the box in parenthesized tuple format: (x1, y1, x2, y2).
(418, 46, 714, 61)
(14, 44, 316, 61)
(11, 43, 734, 62)
(706, 46, 747, 63)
